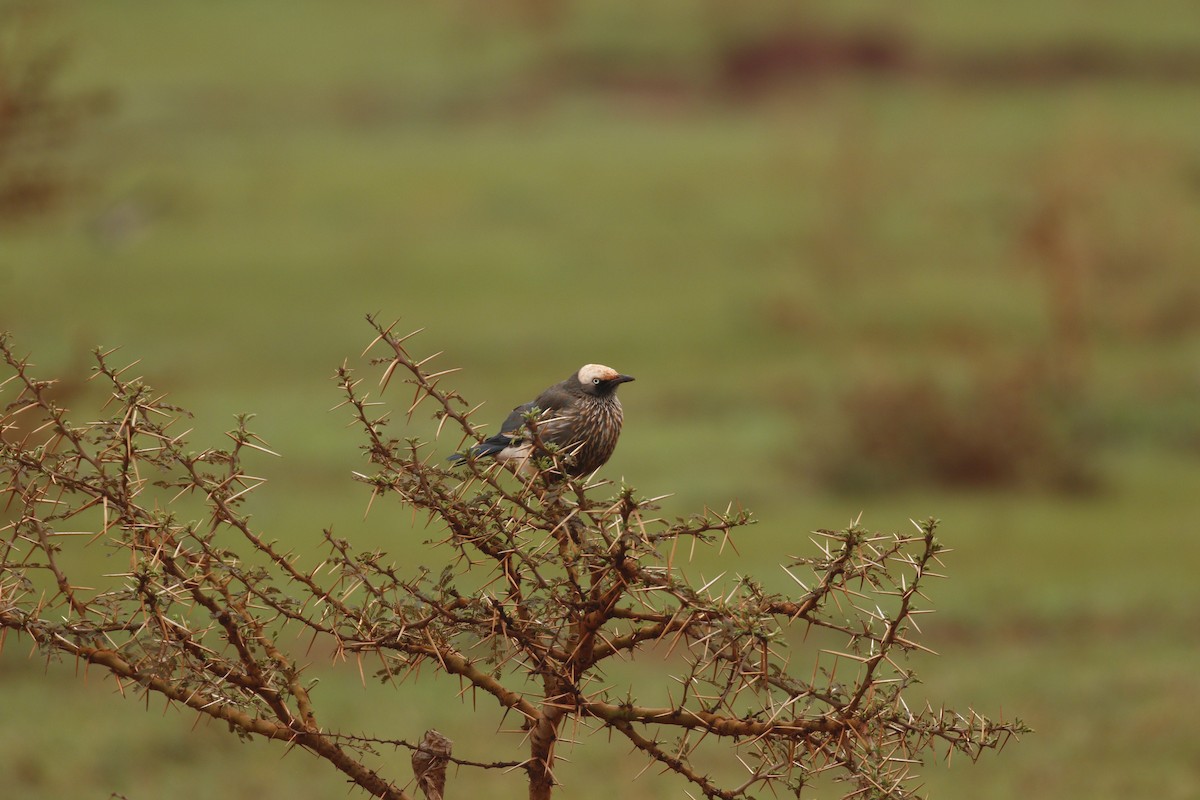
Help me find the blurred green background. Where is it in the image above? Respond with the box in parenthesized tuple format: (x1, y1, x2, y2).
(3, 1, 1199, 798)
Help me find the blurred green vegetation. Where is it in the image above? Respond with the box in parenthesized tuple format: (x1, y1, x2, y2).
(2, 1, 1199, 798)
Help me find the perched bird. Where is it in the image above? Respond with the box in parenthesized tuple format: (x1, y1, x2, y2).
(450, 364, 634, 477)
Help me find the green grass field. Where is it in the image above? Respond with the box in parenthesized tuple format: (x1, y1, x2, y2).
(3, 2, 1200, 798)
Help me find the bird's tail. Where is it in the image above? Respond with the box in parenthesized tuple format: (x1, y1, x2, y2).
(447, 438, 510, 465)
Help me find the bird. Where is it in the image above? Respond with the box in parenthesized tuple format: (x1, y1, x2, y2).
(449, 364, 634, 477)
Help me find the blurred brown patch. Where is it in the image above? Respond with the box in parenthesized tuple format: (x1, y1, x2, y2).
(547, 20, 1200, 102)
(1020, 132, 1200, 346)
(0, 3, 111, 222)
(719, 27, 910, 95)
(717, 26, 1200, 94)
(807, 361, 1099, 493)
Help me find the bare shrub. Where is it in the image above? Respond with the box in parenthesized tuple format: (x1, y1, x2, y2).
(0, 2, 109, 221)
(0, 318, 1025, 799)
(811, 361, 1096, 493)
(1022, 131, 1200, 346)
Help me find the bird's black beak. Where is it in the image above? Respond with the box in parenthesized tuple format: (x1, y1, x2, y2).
(613, 374, 635, 384)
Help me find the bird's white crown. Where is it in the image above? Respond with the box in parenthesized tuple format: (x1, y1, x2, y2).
(577, 364, 621, 384)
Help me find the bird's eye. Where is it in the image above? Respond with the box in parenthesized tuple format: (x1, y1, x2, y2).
(592, 378, 601, 385)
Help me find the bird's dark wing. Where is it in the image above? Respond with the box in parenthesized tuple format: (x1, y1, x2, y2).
(447, 383, 576, 465)
(530, 384, 575, 418)
(496, 400, 541, 437)
(457, 400, 541, 460)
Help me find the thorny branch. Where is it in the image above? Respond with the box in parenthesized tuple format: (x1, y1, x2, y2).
(0, 320, 1027, 800)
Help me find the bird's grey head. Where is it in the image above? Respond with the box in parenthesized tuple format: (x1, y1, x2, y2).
(574, 364, 635, 397)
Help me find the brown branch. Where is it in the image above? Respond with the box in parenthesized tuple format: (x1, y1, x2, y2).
(0, 610, 411, 800)
(608, 717, 738, 800)
(584, 698, 859, 740)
